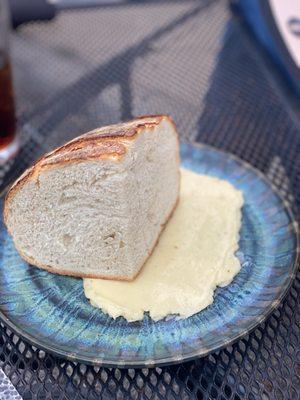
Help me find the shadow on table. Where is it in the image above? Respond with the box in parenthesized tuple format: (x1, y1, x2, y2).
(19, 0, 217, 129)
(195, 15, 300, 210)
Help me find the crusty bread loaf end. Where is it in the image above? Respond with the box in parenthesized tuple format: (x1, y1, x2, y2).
(4, 115, 180, 280)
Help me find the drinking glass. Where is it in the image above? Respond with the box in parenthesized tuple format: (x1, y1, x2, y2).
(0, 0, 19, 164)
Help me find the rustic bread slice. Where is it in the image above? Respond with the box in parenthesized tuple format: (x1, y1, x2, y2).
(4, 115, 180, 280)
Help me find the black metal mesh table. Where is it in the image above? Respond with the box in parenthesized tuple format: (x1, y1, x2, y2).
(1, 1, 300, 399)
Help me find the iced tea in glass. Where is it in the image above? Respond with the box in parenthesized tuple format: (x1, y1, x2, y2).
(0, 0, 19, 163)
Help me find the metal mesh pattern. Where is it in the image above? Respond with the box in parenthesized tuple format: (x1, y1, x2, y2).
(0, 1, 299, 398)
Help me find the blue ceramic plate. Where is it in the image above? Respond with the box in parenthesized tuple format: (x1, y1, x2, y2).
(0, 143, 298, 367)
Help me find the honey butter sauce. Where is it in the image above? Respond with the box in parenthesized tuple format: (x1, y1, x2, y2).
(83, 168, 244, 322)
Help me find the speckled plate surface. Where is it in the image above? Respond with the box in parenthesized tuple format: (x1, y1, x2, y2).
(0, 143, 298, 368)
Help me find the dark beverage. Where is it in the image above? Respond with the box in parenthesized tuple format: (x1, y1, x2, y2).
(0, 0, 19, 163)
(0, 55, 16, 149)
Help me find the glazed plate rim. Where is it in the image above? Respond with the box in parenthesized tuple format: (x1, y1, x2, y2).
(0, 142, 299, 368)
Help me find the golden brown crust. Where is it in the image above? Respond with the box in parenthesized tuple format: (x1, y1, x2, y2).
(39, 114, 169, 167)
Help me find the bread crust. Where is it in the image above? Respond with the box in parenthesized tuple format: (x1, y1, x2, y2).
(3, 114, 180, 280)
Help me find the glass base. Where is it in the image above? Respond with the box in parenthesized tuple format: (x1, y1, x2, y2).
(0, 137, 19, 165)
